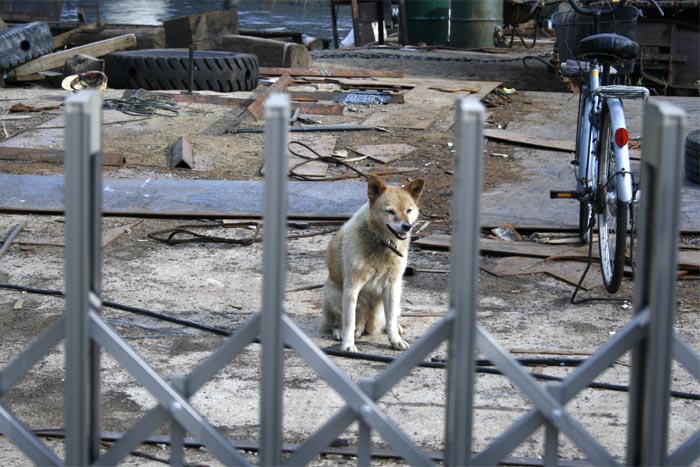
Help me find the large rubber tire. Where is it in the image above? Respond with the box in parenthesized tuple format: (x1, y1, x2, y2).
(597, 110, 627, 294)
(685, 130, 700, 185)
(104, 49, 259, 92)
(0, 21, 54, 71)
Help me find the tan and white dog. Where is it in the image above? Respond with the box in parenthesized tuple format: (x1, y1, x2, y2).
(322, 174, 426, 352)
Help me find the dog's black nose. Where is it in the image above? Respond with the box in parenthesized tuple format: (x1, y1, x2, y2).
(401, 222, 412, 232)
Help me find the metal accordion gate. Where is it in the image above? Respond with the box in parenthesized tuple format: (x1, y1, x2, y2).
(0, 90, 697, 466)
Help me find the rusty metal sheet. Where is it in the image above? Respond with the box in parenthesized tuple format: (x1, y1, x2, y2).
(0, 174, 367, 219)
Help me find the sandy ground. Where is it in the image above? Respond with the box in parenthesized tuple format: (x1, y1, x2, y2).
(0, 40, 698, 466)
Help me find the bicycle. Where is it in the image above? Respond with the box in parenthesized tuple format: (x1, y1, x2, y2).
(550, 0, 652, 295)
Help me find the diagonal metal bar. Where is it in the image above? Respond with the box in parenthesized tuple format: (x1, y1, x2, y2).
(474, 307, 648, 466)
(373, 314, 453, 398)
(282, 314, 435, 466)
(283, 404, 357, 466)
(0, 316, 64, 393)
(89, 312, 251, 466)
(95, 313, 260, 466)
(558, 309, 648, 402)
(673, 334, 700, 381)
(477, 325, 619, 466)
(186, 313, 261, 394)
(667, 431, 700, 466)
(285, 316, 452, 465)
(94, 407, 169, 466)
(0, 404, 63, 466)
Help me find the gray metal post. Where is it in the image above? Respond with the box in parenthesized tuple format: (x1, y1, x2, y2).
(64, 90, 103, 465)
(445, 98, 484, 466)
(171, 373, 187, 466)
(627, 101, 685, 466)
(260, 93, 290, 467)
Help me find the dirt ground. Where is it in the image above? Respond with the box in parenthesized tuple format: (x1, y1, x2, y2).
(0, 39, 698, 466)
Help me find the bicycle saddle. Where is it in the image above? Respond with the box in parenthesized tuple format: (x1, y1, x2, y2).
(577, 33, 640, 62)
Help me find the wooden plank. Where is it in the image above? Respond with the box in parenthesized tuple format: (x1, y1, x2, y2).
(0, 147, 125, 167)
(247, 73, 294, 119)
(482, 129, 576, 153)
(260, 67, 405, 79)
(53, 21, 106, 49)
(10, 34, 137, 78)
(352, 143, 416, 164)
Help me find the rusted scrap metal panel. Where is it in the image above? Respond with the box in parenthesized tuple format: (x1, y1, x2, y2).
(0, 174, 367, 219)
(0, 0, 63, 22)
(247, 73, 294, 119)
(170, 136, 193, 169)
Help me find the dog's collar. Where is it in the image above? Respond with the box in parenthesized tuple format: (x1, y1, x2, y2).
(371, 231, 404, 258)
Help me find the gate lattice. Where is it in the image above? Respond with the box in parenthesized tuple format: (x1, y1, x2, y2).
(0, 91, 697, 466)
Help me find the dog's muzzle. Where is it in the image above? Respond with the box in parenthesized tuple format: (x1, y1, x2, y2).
(388, 222, 412, 241)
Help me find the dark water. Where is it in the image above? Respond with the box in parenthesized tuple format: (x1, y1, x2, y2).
(60, 0, 353, 42)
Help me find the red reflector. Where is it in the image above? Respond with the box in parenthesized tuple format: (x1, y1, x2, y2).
(615, 128, 629, 147)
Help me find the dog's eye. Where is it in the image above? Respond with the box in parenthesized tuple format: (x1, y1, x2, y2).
(406, 208, 413, 214)
(385, 208, 396, 215)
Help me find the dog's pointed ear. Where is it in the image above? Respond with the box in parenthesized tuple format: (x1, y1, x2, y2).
(367, 174, 387, 206)
(405, 178, 426, 202)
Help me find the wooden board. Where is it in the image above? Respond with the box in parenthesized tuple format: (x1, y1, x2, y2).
(483, 129, 576, 153)
(10, 34, 137, 77)
(351, 143, 416, 164)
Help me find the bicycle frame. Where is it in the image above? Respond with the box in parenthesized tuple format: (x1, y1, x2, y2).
(576, 63, 634, 204)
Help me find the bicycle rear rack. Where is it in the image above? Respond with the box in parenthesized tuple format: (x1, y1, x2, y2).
(594, 85, 650, 100)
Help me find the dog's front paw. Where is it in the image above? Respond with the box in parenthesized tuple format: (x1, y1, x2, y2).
(332, 328, 342, 341)
(390, 338, 410, 351)
(342, 341, 358, 353)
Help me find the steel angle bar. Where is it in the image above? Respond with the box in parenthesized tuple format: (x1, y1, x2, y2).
(667, 431, 700, 466)
(673, 334, 700, 381)
(260, 93, 289, 467)
(281, 314, 435, 466)
(64, 89, 103, 466)
(476, 325, 619, 466)
(475, 309, 649, 466)
(93, 408, 170, 466)
(446, 97, 484, 467)
(89, 312, 251, 466)
(0, 405, 62, 466)
(0, 316, 64, 392)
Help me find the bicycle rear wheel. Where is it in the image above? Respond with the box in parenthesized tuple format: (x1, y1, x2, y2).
(597, 110, 628, 293)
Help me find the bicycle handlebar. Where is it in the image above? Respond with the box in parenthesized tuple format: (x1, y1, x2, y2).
(566, 0, 628, 16)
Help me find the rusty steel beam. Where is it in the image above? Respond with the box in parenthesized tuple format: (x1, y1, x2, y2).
(260, 67, 405, 79)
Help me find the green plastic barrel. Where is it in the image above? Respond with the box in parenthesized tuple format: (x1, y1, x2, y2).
(450, 0, 504, 48)
(404, 0, 449, 46)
